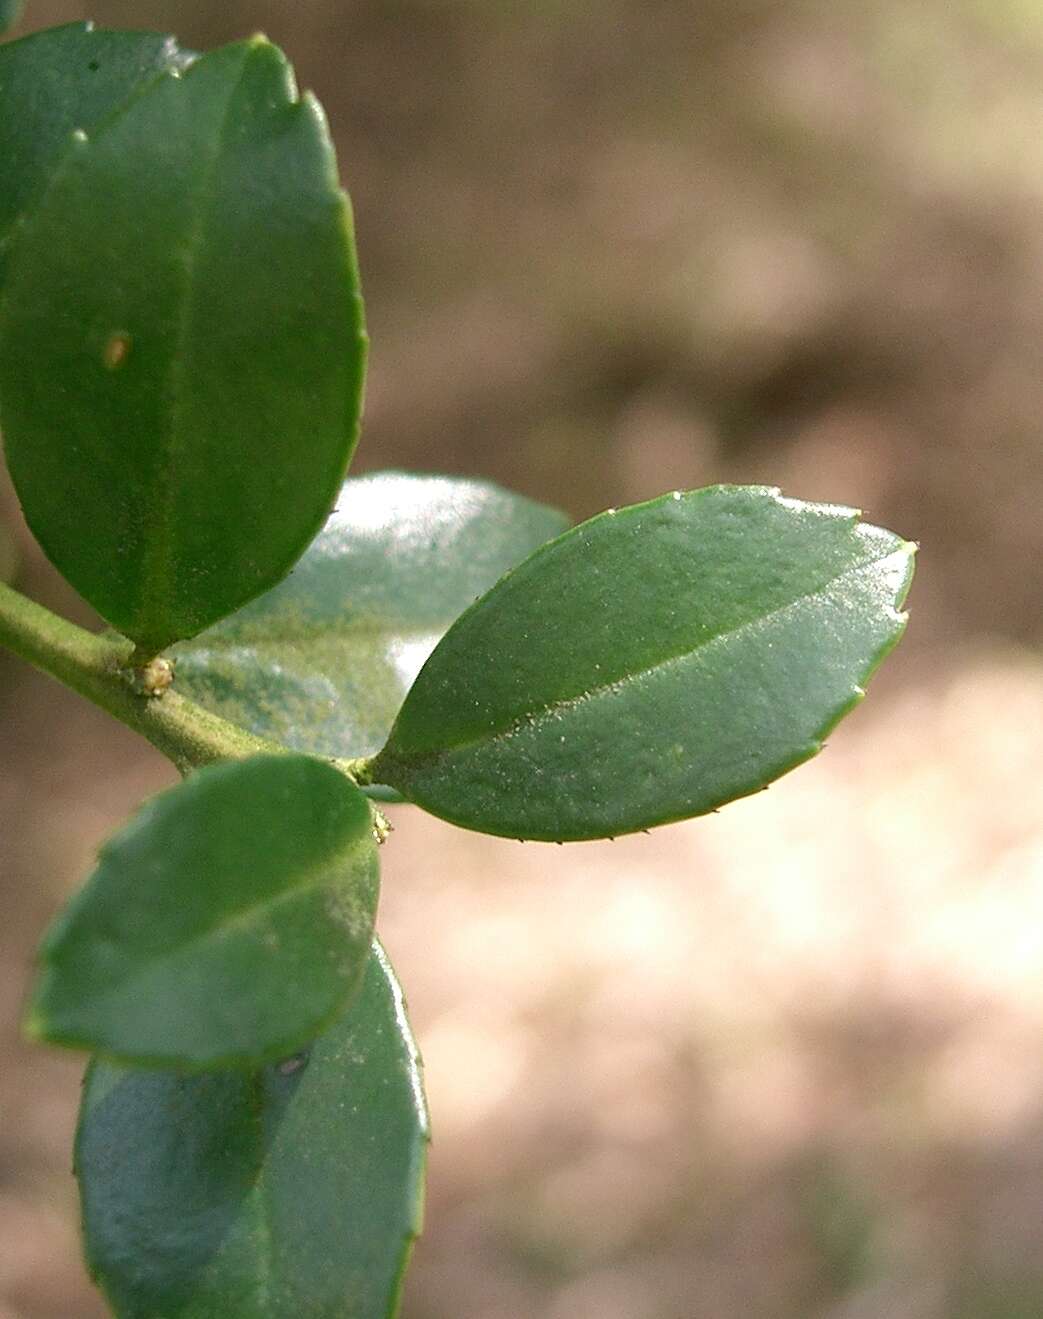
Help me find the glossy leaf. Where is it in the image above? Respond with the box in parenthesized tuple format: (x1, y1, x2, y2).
(26, 754, 379, 1068)
(0, 23, 193, 289)
(173, 471, 570, 761)
(371, 485, 915, 841)
(76, 940, 428, 1319)
(0, 36, 365, 653)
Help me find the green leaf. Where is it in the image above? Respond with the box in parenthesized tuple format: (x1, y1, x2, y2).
(76, 940, 428, 1319)
(173, 471, 570, 761)
(0, 23, 193, 288)
(0, 36, 365, 653)
(0, 0, 23, 35)
(371, 485, 915, 841)
(26, 754, 379, 1068)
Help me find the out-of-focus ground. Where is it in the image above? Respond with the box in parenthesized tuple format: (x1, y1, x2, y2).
(2, 1, 1043, 1316)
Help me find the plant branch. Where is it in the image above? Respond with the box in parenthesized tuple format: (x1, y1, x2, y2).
(0, 581, 282, 774)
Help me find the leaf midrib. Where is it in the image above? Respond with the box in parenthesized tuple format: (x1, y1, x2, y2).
(138, 52, 252, 643)
(236, 949, 428, 1316)
(394, 541, 910, 763)
(248, 1071, 276, 1317)
(60, 832, 370, 1007)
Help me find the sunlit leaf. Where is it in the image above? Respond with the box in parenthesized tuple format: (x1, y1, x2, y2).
(174, 471, 569, 761)
(371, 485, 915, 840)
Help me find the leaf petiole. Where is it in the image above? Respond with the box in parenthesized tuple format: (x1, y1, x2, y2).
(0, 580, 283, 773)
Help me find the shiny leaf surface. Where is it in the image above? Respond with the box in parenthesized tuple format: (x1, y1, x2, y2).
(77, 941, 428, 1319)
(27, 755, 379, 1068)
(173, 471, 569, 761)
(372, 485, 915, 840)
(0, 36, 365, 652)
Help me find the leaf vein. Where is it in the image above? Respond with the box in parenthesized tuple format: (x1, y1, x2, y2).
(411, 544, 910, 761)
(141, 53, 251, 643)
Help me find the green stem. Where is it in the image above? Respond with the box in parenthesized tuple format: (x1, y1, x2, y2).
(0, 581, 282, 774)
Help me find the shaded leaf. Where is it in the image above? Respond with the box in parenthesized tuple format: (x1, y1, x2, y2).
(27, 754, 379, 1068)
(371, 485, 915, 840)
(0, 36, 365, 653)
(0, 23, 192, 287)
(173, 471, 569, 761)
(77, 940, 428, 1319)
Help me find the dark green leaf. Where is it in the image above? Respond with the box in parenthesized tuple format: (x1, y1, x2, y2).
(26, 754, 379, 1068)
(0, 0, 23, 35)
(0, 36, 365, 653)
(0, 23, 192, 287)
(371, 485, 915, 841)
(173, 471, 569, 763)
(76, 940, 428, 1319)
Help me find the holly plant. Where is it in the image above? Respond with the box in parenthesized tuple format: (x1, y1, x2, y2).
(0, 17, 915, 1319)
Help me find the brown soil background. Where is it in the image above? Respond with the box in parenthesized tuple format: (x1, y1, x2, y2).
(3, 2, 1043, 1316)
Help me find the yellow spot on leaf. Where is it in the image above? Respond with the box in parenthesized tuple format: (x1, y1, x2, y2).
(103, 333, 131, 370)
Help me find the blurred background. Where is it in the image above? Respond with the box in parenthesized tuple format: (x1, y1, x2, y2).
(2, 1, 1043, 1316)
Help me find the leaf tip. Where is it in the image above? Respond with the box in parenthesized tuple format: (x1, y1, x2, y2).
(299, 87, 334, 136)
